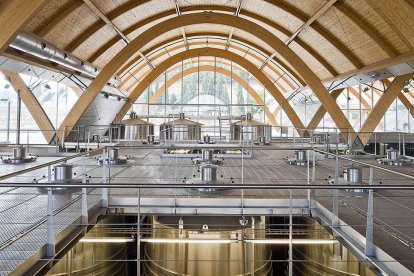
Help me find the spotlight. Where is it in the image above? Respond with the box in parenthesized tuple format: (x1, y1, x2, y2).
(363, 87, 370, 92)
(117, 96, 122, 101)
(44, 83, 51, 90)
(403, 87, 410, 93)
(104, 93, 110, 99)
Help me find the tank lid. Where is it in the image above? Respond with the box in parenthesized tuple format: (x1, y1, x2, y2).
(232, 118, 270, 126)
(199, 164, 219, 169)
(161, 118, 203, 126)
(121, 117, 153, 125)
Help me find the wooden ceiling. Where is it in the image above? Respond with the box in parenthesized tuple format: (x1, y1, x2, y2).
(19, 0, 414, 95)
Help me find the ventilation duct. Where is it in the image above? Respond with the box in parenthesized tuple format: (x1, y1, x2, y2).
(10, 31, 121, 86)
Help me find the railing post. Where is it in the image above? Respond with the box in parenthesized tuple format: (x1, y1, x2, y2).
(137, 188, 141, 276)
(332, 156, 339, 228)
(310, 150, 316, 208)
(288, 190, 293, 276)
(46, 188, 55, 257)
(61, 127, 66, 149)
(365, 167, 374, 257)
(307, 149, 310, 204)
(81, 153, 88, 225)
(293, 128, 296, 146)
(101, 148, 108, 208)
(402, 133, 406, 156)
(48, 165, 52, 182)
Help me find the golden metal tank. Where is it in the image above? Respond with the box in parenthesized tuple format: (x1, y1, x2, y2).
(143, 216, 272, 276)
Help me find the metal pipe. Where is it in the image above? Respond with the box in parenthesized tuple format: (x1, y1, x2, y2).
(10, 30, 121, 86)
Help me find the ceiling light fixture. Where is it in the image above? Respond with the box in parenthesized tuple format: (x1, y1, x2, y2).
(245, 239, 338, 244)
(140, 238, 236, 244)
(139, 238, 338, 244)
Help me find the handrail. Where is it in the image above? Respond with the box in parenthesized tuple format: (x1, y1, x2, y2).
(0, 183, 413, 189)
(313, 149, 414, 180)
(0, 148, 101, 182)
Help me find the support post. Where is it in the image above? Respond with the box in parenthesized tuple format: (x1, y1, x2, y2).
(137, 188, 141, 276)
(310, 150, 316, 208)
(81, 153, 88, 225)
(101, 148, 108, 207)
(307, 149, 310, 204)
(16, 92, 21, 145)
(332, 156, 339, 228)
(402, 133, 406, 156)
(46, 188, 55, 257)
(289, 190, 293, 276)
(365, 167, 374, 257)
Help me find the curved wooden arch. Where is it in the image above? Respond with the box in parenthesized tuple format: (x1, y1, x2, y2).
(147, 65, 278, 126)
(58, 12, 355, 140)
(116, 32, 305, 88)
(142, 58, 283, 100)
(1, 70, 55, 143)
(359, 74, 412, 144)
(116, 48, 303, 132)
(43, 0, 395, 69)
(122, 40, 296, 93)
(57, 1, 391, 75)
(85, 9, 338, 77)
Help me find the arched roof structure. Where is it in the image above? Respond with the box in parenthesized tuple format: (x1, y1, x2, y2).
(1, 0, 414, 144)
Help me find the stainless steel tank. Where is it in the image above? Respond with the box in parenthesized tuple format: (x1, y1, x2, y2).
(13, 147, 26, 158)
(160, 113, 202, 141)
(121, 112, 154, 140)
(231, 113, 272, 142)
(258, 136, 266, 145)
(147, 134, 155, 144)
(327, 132, 340, 144)
(45, 217, 128, 275)
(107, 147, 119, 161)
(344, 167, 362, 183)
(54, 164, 74, 182)
(201, 149, 214, 161)
(144, 216, 272, 276)
(203, 135, 211, 144)
(200, 164, 218, 182)
(386, 149, 399, 160)
(295, 150, 307, 161)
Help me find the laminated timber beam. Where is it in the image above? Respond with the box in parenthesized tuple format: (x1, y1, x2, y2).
(148, 65, 279, 126)
(365, 0, 414, 50)
(116, 48, 300, 131)
(358, 74, 413, 145)
(306, 87, 383, 131)
(0, 0, 48, 54)
(58, 12, 354, 141)
(73, 5, 337, 77)
(306, 88, 344, 130)
(397, 93, 414, 119)
(121, 39, 298, 93)
(1, 70, 55, 143)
